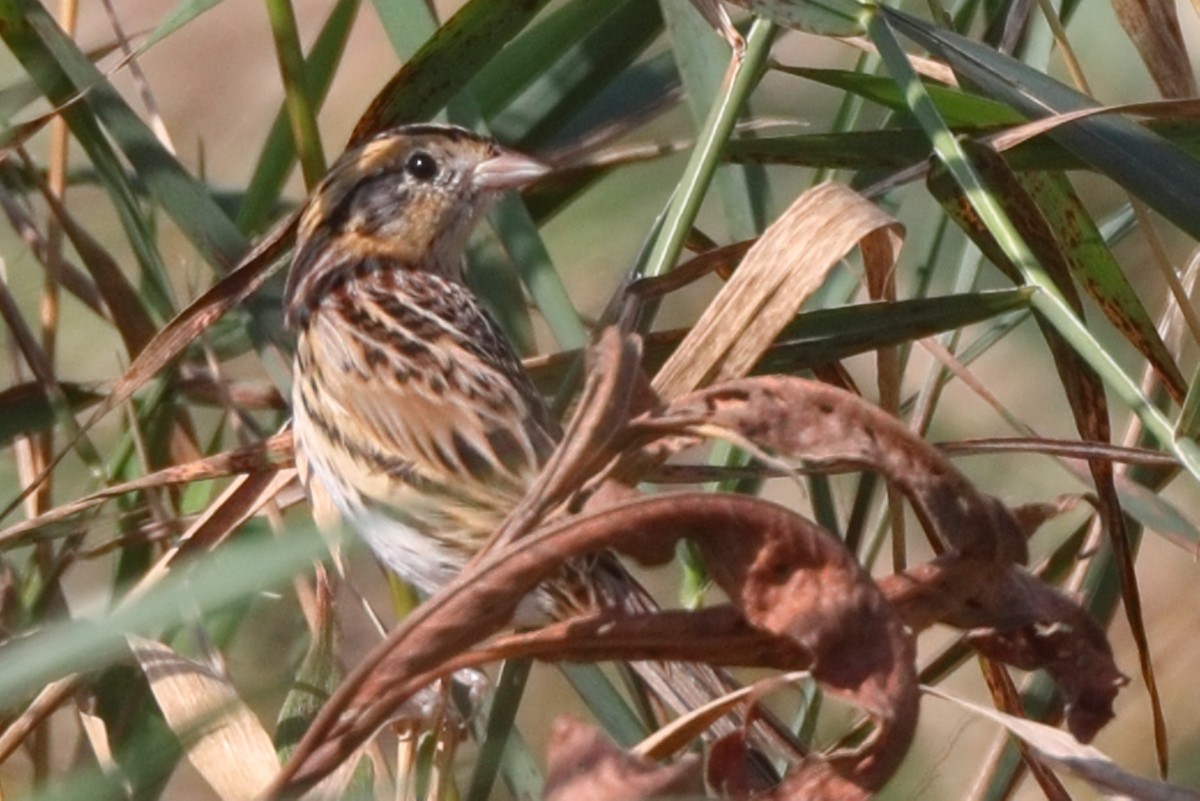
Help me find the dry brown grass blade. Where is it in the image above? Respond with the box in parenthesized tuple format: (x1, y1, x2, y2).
(0, 214, 295, 525)
(31, 162, 157, 354)
(0, 432, 292, 547)
(0, 181, 106, 317)
(0, 675, 79, 764)
(632, 672, 809, 761)
(978, 658, 1073, 800)
(651, 182, 903, 399)
(985, 97, 1200, 153)
(937, 436, 1177, 466)
(129, 636, 278, 801)
(127, 468, 297, 602)
(1110, 0, 1195, 99)
(267, 492, 918, 799)
(86, 212, 295, 429)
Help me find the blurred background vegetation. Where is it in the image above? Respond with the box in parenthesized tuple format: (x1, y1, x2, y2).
(0, 0, 1198, 798)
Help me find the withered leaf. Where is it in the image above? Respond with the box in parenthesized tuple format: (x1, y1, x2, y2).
(268, 490, 917, 798)
(545, 716, 703, 801)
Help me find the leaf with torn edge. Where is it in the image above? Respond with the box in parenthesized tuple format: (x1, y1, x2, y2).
(652, 181, 904, 398)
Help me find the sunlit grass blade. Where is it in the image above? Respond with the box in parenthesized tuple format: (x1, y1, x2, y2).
(264, 0, 326, 189)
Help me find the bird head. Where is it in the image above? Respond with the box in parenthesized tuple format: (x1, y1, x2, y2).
(284, 124, 548, 326)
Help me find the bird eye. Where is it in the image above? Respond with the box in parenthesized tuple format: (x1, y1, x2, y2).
(405, 151, 438, 181)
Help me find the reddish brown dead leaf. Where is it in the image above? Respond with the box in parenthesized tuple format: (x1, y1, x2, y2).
(620, 376, 1027, 562)
(932, 142, 1166, 770)
(613, 376, 1121, 740)
(1009, 494, 1090, 538)
(0, 432, 292, 548)
(882, 557, 1124, 742)
(545, 716, 703, 801)
(268, 491, 918, 799)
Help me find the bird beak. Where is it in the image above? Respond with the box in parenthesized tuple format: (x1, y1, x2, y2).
(472, 149, 550, 190)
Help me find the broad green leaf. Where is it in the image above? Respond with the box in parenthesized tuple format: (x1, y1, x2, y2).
(527, 289, 1033, 391)
(885, 7, 1200, 240)
(723, 121, 1200, 175)
(349, 0, 555, 142)
(776, 66, 1024, 127)
(1016, 169, 1186, 402)
(480, 0, 665, 147)
(758, 288, 1033, 374)
(368, 0, 437, 56)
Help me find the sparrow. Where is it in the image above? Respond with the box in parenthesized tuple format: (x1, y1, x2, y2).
(282, 124, 778, 749)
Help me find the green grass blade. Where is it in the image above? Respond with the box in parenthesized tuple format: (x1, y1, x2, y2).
(264, 0, 327, 188)
(144, 0, 229, 48)
(640, 18, 776, 283)
(479, 0, 665, 147)
(727, 0, 868, 35)
(664, 0, 771, 238)
(238, 0, 360, 233)
(871, 6, 1200, 486)
(885, 7, 1200, 240)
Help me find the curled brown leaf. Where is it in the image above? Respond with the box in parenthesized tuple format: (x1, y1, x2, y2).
(268, 492, 917, 799)
(545, 716, 703, 801)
